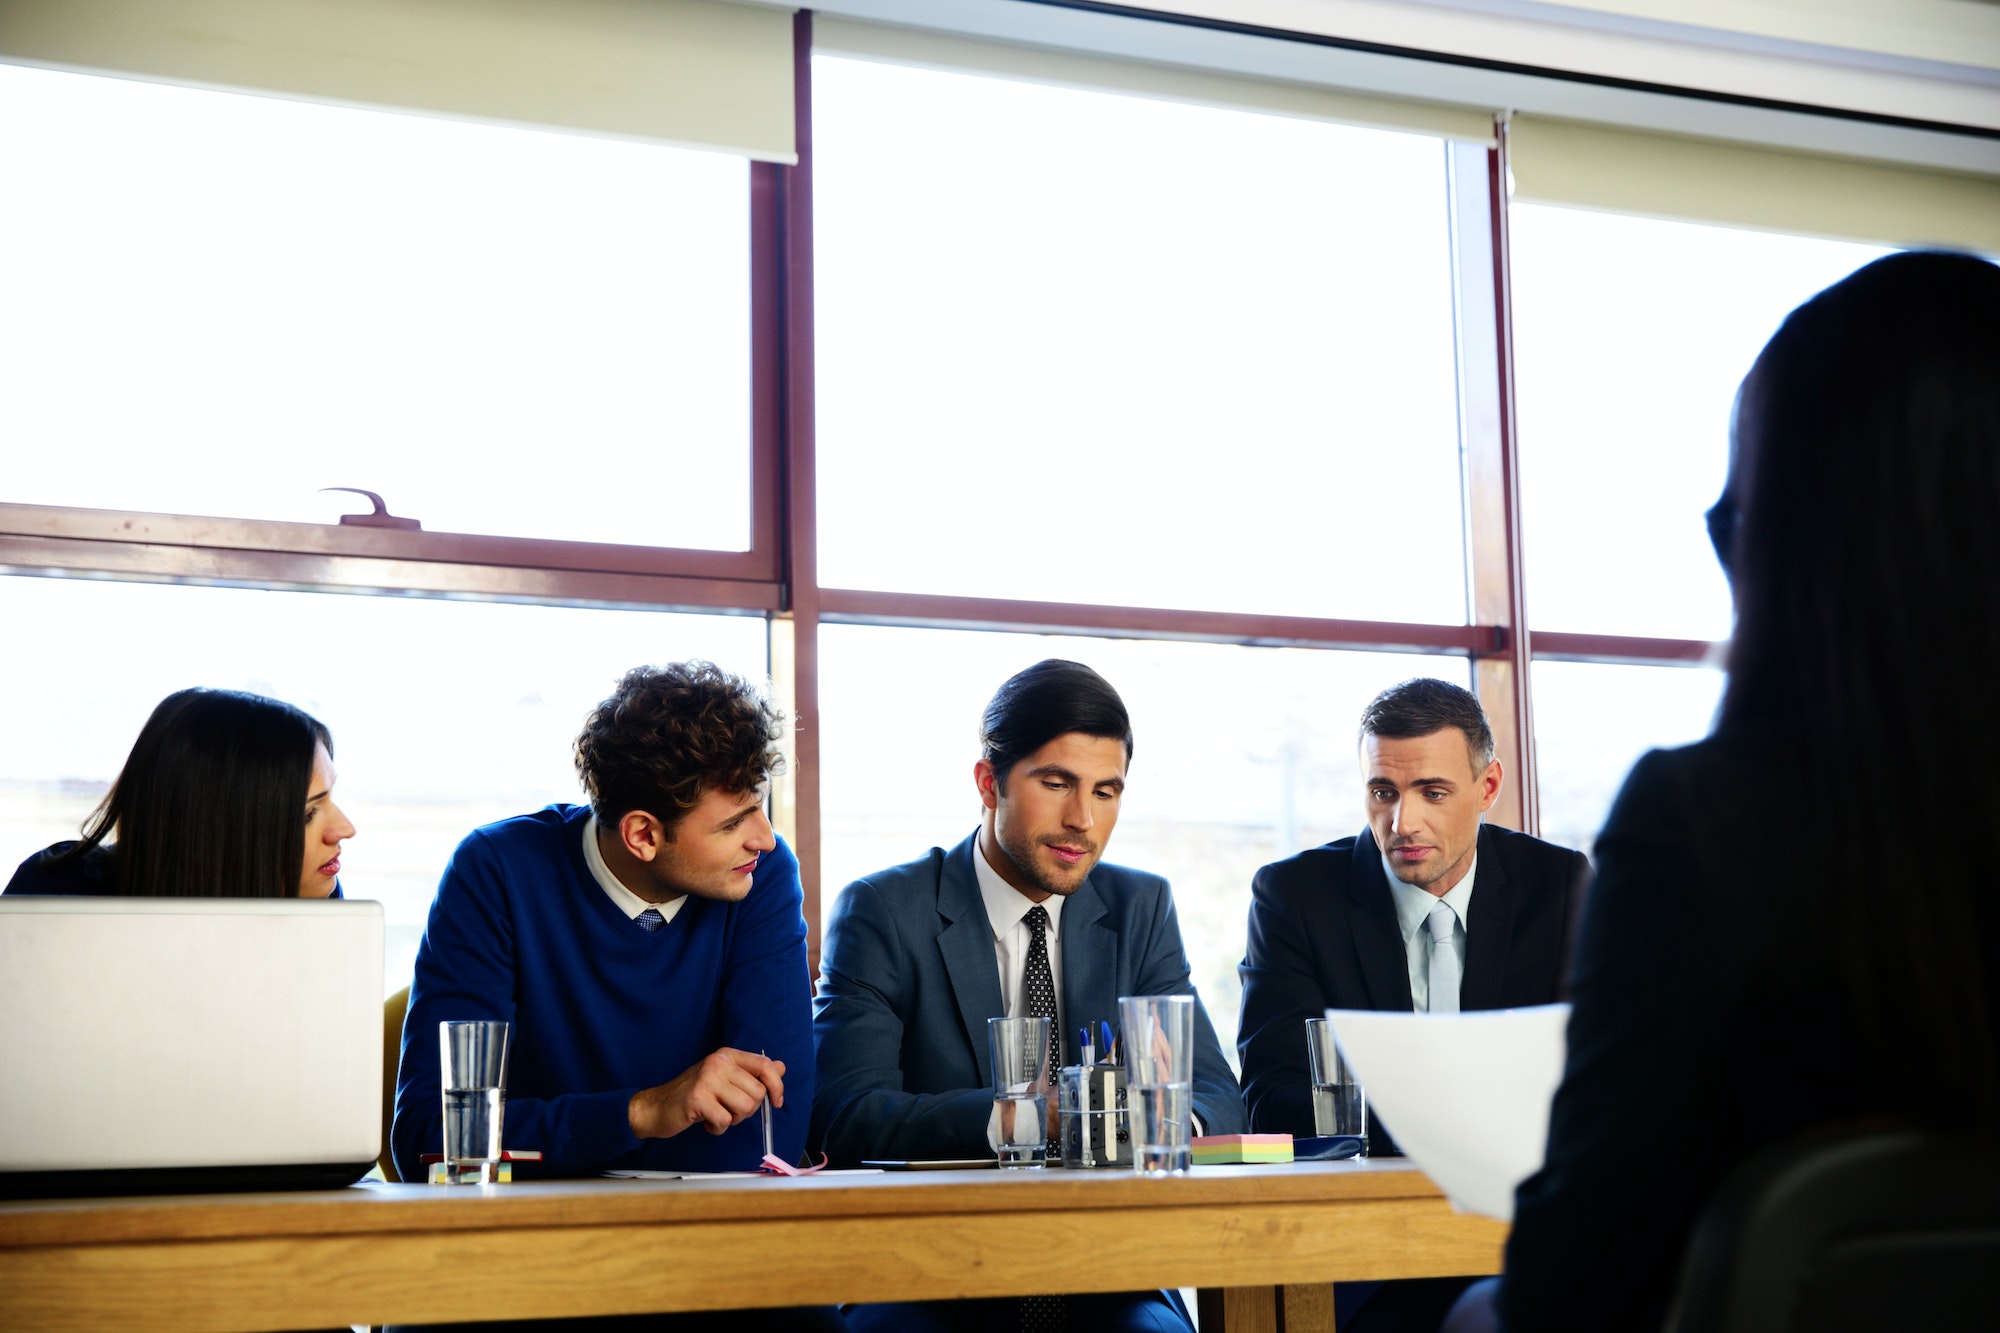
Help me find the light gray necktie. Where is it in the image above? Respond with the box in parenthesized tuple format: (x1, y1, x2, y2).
(1425, 901, 1461, 1014)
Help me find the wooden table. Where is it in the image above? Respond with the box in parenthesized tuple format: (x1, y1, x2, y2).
(0, 1160, 1506, 1332)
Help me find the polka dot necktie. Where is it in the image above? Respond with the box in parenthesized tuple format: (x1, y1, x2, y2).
(636, 907, 666, 933)
(1020, 904, 1064, 1332)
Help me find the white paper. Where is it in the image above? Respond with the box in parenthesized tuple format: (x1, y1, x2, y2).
(1324, 1004, 1571, 1221)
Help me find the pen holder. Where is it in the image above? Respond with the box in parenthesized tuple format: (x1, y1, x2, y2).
(1057, 1062, 1130, 1169)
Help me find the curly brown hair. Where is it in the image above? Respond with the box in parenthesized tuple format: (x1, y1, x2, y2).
(574, 662, 785, 834)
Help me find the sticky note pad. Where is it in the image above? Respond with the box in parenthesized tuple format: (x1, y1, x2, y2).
(1191, 1133, 1294, 1165)
(428, 1161, 513, 1184)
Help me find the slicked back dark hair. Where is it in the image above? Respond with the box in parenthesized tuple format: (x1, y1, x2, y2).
(1713, 250, 2000, 1129)
(980, 659, 1133, 787)
(574, 662, 785, 836)
(60, 687, 332, 898)
(1357, 678, 1495, 770)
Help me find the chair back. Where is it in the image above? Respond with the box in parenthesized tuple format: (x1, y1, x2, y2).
(379, 986, 409, 1182)
(1664, 1131, 2000, 1333)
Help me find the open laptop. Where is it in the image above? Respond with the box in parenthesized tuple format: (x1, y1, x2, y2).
(0, 896, 383, 1198)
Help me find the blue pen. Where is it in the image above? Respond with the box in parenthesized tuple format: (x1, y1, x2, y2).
(1080, 1026, 1094, 1066)
(1100, 1020, 1115, 1061)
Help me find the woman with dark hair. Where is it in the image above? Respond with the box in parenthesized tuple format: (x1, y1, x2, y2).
(5, 687, 357, 900)
(1444, 250, 2000, 1332)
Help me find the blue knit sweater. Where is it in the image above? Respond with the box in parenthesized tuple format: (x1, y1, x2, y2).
(391, 803, 813, 1179)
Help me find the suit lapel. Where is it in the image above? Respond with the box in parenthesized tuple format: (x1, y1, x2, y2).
(1348, 828, 1415, 1011)
(1459, 824, 1516, 1011)
(936, 834, 1005, 1087)
(1058, 874, 1112, 1069)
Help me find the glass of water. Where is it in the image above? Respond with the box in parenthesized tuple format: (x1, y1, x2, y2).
(987, 1015, 1052, 1168)
(1119, 994, 1194, 1176)
(1306, 1017, 1368, 1154)
(440, 1019, 510, 1184)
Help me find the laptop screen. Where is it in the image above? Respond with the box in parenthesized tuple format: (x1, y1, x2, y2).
(0, 897, 383, 1174)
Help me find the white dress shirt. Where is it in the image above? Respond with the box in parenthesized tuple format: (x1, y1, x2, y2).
(1383, 853, 1477, 1012)
(972, 830, 1065, 1036)
(584, 814, 688, 926)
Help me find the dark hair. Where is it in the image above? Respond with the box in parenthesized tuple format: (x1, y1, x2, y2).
(1358, 678, 1495, 769)
(574, 662, 785, 834)
(1714, 250, 2000, 1128)
(979, 659, 1133, 787)
(61, 688, 333, 898)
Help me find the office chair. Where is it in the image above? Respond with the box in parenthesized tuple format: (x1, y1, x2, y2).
(379, 985, 409, 1182)
(1663, 1130, 2000, 1333)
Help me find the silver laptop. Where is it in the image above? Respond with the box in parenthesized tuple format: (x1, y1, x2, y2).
(0, 896, 383, 1197)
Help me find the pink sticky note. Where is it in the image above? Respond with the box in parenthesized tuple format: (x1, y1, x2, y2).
(760, 1152, 828, 1176)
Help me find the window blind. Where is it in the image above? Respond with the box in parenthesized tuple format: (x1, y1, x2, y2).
(1508, 114, 2000, 255)
(813, 16, 1497, 147)
(0, 0, 797, 162)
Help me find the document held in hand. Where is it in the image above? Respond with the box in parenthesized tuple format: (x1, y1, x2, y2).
(1324, 1004, 1571, 1222)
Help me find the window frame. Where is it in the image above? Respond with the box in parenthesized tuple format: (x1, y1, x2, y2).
(0, 14, 1730, 973)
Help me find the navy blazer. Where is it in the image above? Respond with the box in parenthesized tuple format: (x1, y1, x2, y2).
(811, 832, 1245, 1165)
(1237, 822, 1590, 1140)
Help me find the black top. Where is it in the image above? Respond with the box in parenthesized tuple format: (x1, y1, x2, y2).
(1237, 821, 1591, 1144)
(5, 841, 344, 900)
(5, 842, 116, 895)
(1500, 736, 1891, 1332)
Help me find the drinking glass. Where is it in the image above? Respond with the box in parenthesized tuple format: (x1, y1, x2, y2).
(440, 1019, 510, 1184)
(987, 1015, 1053, 1167)
(1306, 1017, 1368, 1155)
(1120, 994, 1194, 1176)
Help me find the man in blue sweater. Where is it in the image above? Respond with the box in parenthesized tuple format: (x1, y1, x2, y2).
(814, 659, 1244, 1333)
(393, 662, 816, 1184)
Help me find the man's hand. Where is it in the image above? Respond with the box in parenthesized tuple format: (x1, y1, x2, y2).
(628, 1049, 785, 1140)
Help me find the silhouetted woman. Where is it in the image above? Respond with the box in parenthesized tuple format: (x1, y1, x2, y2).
(5, 687, 356, 899)
(1449, 250, 2000, 1332)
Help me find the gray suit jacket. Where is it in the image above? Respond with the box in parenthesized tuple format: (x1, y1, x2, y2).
(810, 832, 1245, 1165)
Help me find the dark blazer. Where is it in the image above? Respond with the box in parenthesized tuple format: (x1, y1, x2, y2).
(1501, 737, 1902, 1333)
(811, 831, 1246, 1166)
(1237, 822, 1591, 1140)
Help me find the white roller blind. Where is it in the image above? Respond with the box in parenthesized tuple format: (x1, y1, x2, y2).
(0, 0, 797, 161)
(1509, 115, 2000, 254)
(813, 16, 1497, 146)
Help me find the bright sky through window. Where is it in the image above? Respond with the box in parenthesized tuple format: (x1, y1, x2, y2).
(1511, 204, 1891, 641)
(0, 63, 752, 550)
(812, 55, 1468, 624)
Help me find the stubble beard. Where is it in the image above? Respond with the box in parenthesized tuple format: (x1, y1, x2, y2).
(997, 824, 1096, 898)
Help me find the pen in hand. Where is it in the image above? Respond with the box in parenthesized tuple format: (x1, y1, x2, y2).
(761, 1049, 775, 1160)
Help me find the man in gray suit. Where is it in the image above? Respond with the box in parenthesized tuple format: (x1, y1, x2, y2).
(812, 658, 1243, 1333)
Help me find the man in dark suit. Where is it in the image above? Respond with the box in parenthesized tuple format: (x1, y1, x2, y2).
(813, 658, 1243, 1333)
(1237, 677, 1589, 1333)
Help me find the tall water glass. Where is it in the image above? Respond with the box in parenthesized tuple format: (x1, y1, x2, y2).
(1120, 994, 1194, 1176)
(988, 1015, 1053, 1167)
(1306, 1017, 1368, 1155)
(441, 1020, 510, 1184)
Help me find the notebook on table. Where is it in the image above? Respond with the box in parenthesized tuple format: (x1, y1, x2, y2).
(0, 896, 384, 1198)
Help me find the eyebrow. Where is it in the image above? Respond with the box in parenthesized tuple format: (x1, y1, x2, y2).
(306, 787, 332, 806)
(1367, 775, 1457, 789)
(1025, 764, 1125, 792)
(712, 798, 765, 830)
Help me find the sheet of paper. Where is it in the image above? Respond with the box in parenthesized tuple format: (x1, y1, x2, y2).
(1325, 1004, 1571, 1221)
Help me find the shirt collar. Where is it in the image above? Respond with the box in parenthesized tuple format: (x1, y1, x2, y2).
(583, 814, 687, 926)
(1384, 850, 1478, 941)
(973, 827, 1064, 941)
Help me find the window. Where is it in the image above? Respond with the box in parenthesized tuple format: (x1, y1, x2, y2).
(813, 55, 1467, 623)
(1531, 659, 1724, 856)
(0, 63, 752, 551)
(0, 575, 768, 991)
(1511, 204, 1891, 640)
